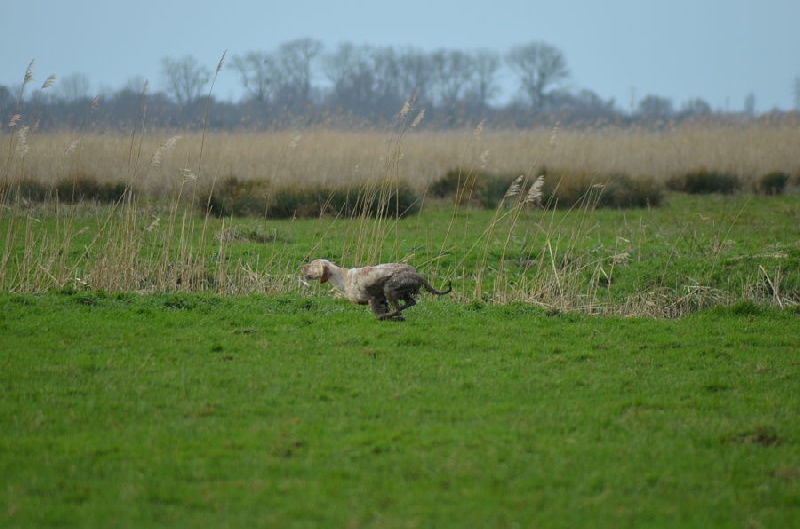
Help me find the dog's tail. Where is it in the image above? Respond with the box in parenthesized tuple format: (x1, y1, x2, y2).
(422, 279, 452, 296)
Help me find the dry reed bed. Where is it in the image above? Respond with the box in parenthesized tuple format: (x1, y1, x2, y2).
(3, 124, 799, 195)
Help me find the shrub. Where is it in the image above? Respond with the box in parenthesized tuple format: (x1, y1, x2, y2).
(206, 177, 420, 219)
(537, 169, 663, 209)
(667, 168, 741, 195)
(431, 168, 527, 209)
(344, 181, 420, 218)
(266, 187, 326, 219)
(1, 176, 129, 204)
(0, 179, 50, 202)
(429, 169, 466, 198)
(598, 173, 664, 208)
(758, 172, 790, 195)
(206, 176, 268, 218)
(433, 168, 662, 210)
(54, 175, 128, 204)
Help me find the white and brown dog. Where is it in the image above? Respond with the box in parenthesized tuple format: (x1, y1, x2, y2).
(302, 259, 451, 320)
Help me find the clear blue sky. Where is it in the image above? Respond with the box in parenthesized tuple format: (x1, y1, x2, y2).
(2, 0, 798, 112)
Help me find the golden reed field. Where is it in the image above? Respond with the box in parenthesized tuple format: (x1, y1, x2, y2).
(3, 120, 800, 195)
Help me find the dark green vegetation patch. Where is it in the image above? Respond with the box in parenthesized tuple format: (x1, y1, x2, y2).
(206, 176, 420, 219)
(667, 168, 742, 195)
(431, 167, 664, 209)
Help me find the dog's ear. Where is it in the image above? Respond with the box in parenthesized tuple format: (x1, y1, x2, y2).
(320, 263, 329, 284)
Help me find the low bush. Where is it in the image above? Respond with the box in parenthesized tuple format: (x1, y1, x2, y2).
(667, 168, 741, 195)
(1, 176, 129, 204)
(54, 175, 128, 204)
(206, 177, 420, 219)
(758, 172, 790, 195)
(430, 168, 520, 209)
(332, 182, 420, 219)
(597, 173, 663, 208)
(432, 168, 663, 210)
(542, 169, 663, 209)
(0, 179, 50, 202)
(206, 176, 269, 218)
(266, 187, 325, 219)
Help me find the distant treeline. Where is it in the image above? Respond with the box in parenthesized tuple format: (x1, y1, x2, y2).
(0, 39, 790, 131)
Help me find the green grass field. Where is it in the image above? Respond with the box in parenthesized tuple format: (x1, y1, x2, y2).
(2, 293, 799, 528)
(2, 185, 800, 527)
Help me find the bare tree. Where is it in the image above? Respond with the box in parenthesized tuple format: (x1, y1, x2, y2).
(637, 94, 673, 119)
(680, 98, 712, 117)
(430, 49, 474, 108)
(232, 52, 275, 103)
(160, 55, 211, 107)
(467, 50, 501, 107)
(273, 38, 323, 111)
(395, 48, 434, 103)
(59, 72, 90, 102)
(0, 85, 12, 107)
(122, 76, 148, 94)
(323, 42, 377, 112)
(371, 47, 404, 108)
(506, 41, 569, 110)
(547, 89, 618, 122)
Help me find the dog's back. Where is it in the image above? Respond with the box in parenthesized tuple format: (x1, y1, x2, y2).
(344, 263, 411, 303)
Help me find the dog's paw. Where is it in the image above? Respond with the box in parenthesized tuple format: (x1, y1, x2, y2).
(377, 313, 405, 322)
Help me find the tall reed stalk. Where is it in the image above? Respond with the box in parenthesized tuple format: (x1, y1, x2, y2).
(346, 98, 424, 267)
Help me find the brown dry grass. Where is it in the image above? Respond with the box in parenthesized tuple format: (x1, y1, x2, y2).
(3, 122, 799, 194)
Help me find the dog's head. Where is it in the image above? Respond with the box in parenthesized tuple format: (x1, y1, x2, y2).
(302, 259, 331, 283)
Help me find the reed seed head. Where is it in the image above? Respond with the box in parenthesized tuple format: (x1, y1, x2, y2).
(64, 140, 80, 156)
(16, 126, 30, 158)
(150, 135, 182, 166)
(41, 75, 56, 90)
(479, 149, 490, 169)
(505, 175, 525, 198)
(23, 60, 34, 85)
(411, 109, 425, 128)
(549, 121, 560, 148)
(399, 101, 410, 119)
(524, 175, 545, 206)
(145, 215, 161, 232)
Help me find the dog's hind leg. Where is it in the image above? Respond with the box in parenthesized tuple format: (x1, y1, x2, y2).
(378, 292, 407, 321)
(367, 297, 390, 319)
